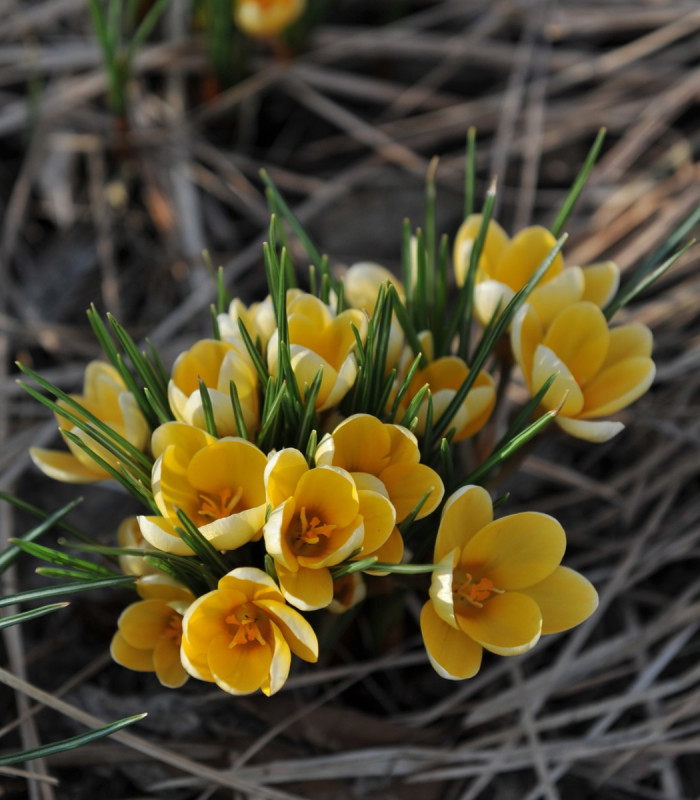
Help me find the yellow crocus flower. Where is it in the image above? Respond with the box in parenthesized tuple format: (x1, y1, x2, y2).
(511, 301, 655, 442)
(30, 361, 149, 483)
(181, 567, 318, 696)
(421, 485, 598, 679)
(234, 0, 306, 38)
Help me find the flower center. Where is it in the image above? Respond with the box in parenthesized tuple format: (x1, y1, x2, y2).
(198, 487, 243, 521)
(290, 506, 335, 555)
(453, 569, 503, 609)
(226, 603, 268, 647)
(163, 613, 183, 646)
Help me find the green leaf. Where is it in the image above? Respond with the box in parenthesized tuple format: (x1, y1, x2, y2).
(229, 380, 250, 441)
(197, 378, 219, 438)
(0, 713, 147, 767)
(0, 602, 69, 631)
(9, 539, 114, 577)
(464, 126, 477, 220)
(550, 128, 606, 238)
(0, 575, 137, 609)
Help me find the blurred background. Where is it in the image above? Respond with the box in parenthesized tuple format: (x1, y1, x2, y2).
(1, 1, 700, 798)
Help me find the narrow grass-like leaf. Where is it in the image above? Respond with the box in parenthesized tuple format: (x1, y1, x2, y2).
(296, 370, 323, 453)
(9, 539, 114, 577)
(229, 380, 250, 440)
(371, 561, 440, 574)
(0, 496, 85, 574)
(0, 575, 137, 609)
(0, 713, 147, 767)
(174, 510, 230, 577)
(401, 218, 413, 316)
(197, 379, 219, 437)
(389, 353, 422, 422)
(424, 157, 439, 317)
(36, 567, 108, 581)
(496, 372, 556, 451)
(304, 429, 318, 467)
(0, 602, 69, 631)
(331, 557, 378, 580)
(550, 128, 606, 237)
(126, 0, 170, 69)
(464, 126, 476, 219)
(390, 286, 426, 366)
(210, 304, 222, 340)
(399, 384, 429, 429)
(237, 318, 269, 386)
(433, 234, 449, 355)
(398, 490, 432, 536)
(413, 228, 427, 330)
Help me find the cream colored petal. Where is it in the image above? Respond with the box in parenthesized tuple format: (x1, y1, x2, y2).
(420, 602, 483, 680)
(318, 353, 358, 411)
(184, 388, 239, 437)
(351, 471, 389, 496)
(379, 463, 444, 522)
(453, 383, 496, 441)
(138, 515, 194, 556)
(531, 345, 584, 416)
(581, 357, 655, 418)
(202, 505, 267, 551)
(602, 324, 653, 368)
(343, 262, 404, 313)
(428, 549, 460, 629)
(288, 347, 337, 410)
(435, 485, 493, 562)
(29, 447, 103, 483)
(581, 261, 620, 307)
(153, 637, 189, 688)
(457, 592, 542, 656)
(555, 416, 625, 442)
(519, 566, 598, 634)
(543, 302, 609, 386)
(461, 511, 566, 590)
(528, 267, 585, 328)
(118, 392, 150, 450)
(263, 498, 298, 571)
(261, 621, 292, 696)
(277, 563, 334, 611)
(473, 280, 516, 327)
(265, 448, 308, 508)
(110, 631, 154, 672)
(256, 598, 319, 662)
(167, 381, 189, 424)
(511, 304, 543, 392)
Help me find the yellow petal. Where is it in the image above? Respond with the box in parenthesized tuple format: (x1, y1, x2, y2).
(187, 439, 267, 506)
(343, 262, 404, 313)
(183, 387, 239, 437)
(297, 517, 364, 569)
(435, 485, 493, 562)
(358, 489, 396, 554)
(136, 574, 193, 602)
(453, 214, 510, 286)
(265, 448, 308, 508)
(322, 414, 391, 474)
(153, 637, 188, 688)
(581, 261, 620, 307)
(555, 416, 625, 442)
(528, 266, 585, 328)
(182, 590, 237, 656)
(511, 304, 544, 392)
(138, 515, 194, 556)
(473, 280, 515, 327)
(151, 422, 215, 462)
(110, 631, 154, 672)
(261, 621, 292, 696)
(276, 563, 334, 611)
(543, 302, 609, 386)
(520, 566, 598, 634)
(602, 324, 653, 367)
(457, 592, 542, 656)
(461, 511, 566, 590)
(218, 568, 283, 603)
(209, 633, 271, 695)
(366, 526, 404, 568)
(581, 357, 655, 418)
(319, 353, 358, 411)
(29, 447, 103, 483)
(294, 466, 359, 529)
(492, 226, 564, 291)
(379, 463, 444, 522)
(385, 424, 420, 464)
(203, 505, 266, 551)
(420, 602, 483, 680)
(119, 392, 150, 450)
(263, 499, 298, 571)
(531, 345, 584, 416)
(181, 634, 213, 681)
(288, 347, 338, 409)
(171, 340, 234, 395)
(256, 598, 319, 662)
(118, 600, 172, 650)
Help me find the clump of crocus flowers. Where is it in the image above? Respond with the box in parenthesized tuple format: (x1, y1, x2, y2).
(21, 138, 675, 697)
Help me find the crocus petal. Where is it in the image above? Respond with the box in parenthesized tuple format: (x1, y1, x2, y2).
(187, 439, 266, 505)
(511, 304, 544, 392)
(602, 324, 653, 368)
(119, 392, 150, 450)
(581, 261, 620, 307)
(297, 518, 364, 569)
(181, 635, 213, 681)
(29, 447, 103, 483)
(379, 463, 444, 522)
(276, 563, 334, 611)
(151, 422, 215, 461)
(263, 499, 298, 571)
(453, 214, 510, 285)
(366, 526, 404, 567)
(202, 505, 266, 550)
(261, 621, 292, 696)
(184, 388, 239, 437)
(118, 600, 172, 649)
(343, 262, 404, 313)
(543, 302, 609, 386)
(138, 515, 194, 556)
(319, 353, 358, 411)
(385, 424, 420, 464)
(531, 345, 584, 417)
(457, 592, 542, 656)
(492, 225, 564, 291)
(357, 489, 396, 554)
(581, 357, 655, 418)
(209, 634, 271, 695)
(519, 566, 598, 634)
(256, 598, 319, 662)
(473, 280, 515, 326)
(218, 568, 283, 603)
(420, 602, 483, 680)
(435, 485, 493, 562)
(528, 267, 584, 328)
(429, 549, 460, 629)
(294, 466, 359, 529)
(265, 448, 308, 509)
(110, 632, 154, 672)
(555, 416, 625, 442)
(461, 512, 566, 590)
(153, 638, 188, 688)
(323, 414, 391, 474)
(136, 574, 193, 602)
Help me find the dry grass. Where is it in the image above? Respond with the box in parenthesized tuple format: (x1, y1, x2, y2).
(1, 1, 699, 798)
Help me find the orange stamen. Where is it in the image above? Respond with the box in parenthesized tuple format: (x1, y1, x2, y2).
(226, 608, 267, 647)
(163, 614, 183, 646)
(454, 572, 503, 608)
(297, 507, 335, 545)
(199, 486, 243, 521)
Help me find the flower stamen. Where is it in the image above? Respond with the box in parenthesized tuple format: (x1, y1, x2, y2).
(163, 614, 183, 645)
(226, 606, 267, 647)
(199, 487, 244, 521)
(453, 571, 503, 609)
(298, 506, 335, 545)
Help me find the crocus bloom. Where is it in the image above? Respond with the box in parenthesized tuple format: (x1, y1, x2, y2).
(394, 332, 496, 441)
(168, 339, 258, 437)
(138, 422, 267, 555)
(328, 573, 366, 614)
(234, 0, 306, 38)
(421, 485, 598, 680)
(30, 361, 149, 483)
(511, 301, 655, 441)
(111, 574, 194, 688)
(181, 567, 318, 696)
(453, 215, 619, 327)
(117, 516, 159, 577)
(218, 295, 277, 355)
(264, 448, 394, 610)
(267, 292, 367, 411)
